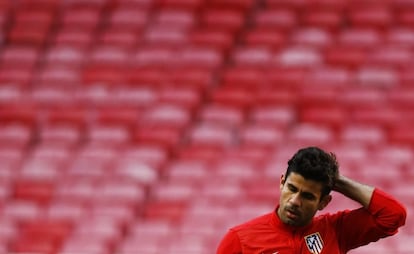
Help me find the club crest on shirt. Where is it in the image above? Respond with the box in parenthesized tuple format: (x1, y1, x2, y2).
(304, 232, 324, 254)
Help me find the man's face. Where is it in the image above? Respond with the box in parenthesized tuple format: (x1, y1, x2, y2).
(277, 172, 331, 227)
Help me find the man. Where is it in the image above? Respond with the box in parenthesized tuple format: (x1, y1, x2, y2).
(216, 146, 407, 254)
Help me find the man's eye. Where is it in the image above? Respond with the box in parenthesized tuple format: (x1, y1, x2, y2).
(303, 194, 316, 200)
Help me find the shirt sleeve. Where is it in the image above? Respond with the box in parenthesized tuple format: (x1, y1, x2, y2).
(216, 229, 243, 254)
(334, 188, 407, 252)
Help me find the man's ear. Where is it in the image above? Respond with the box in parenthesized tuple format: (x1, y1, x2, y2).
(280, 175, 285, 190)
(318, 194, 332, 211)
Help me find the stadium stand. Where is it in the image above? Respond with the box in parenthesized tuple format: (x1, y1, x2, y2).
(0, 0, 412, 253)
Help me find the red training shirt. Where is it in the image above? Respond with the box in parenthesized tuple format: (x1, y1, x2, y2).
(216, 189, 406, 254)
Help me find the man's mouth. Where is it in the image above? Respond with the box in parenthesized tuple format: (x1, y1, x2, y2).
(286, 208, 300, 220)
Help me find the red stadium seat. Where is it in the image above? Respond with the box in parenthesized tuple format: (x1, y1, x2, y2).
(302, 10, 343, 30)
(348, 7, 393, 29)
(325, 46, 368, 68)
(199, 104, 245, 127)
(201, 9, 246, 34)
(231, 46, 273, 67)
(97, 28, 140, 49)
(242, 28, 287, 49)
(60, 6, 102, 30)
(253, 9, 298, 31)
(290, 27, 334, 48)
(190, 29, 235, 52)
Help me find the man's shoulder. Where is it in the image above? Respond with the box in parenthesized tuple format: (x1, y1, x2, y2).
(231, 212, 274, 232)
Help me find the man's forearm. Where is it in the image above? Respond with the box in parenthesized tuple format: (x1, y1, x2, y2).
(333, 175, 375, 208)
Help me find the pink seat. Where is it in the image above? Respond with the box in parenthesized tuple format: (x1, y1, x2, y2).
(106, 7, 149, 30)
(60, 6, 102, 30)
(157, 0, 203, 10)
(0, 46, 40, 68)
(177, 145, 224, 161)
(153, 9, 196, 30)
(0, 123, 33, 149)
(221, 67, 266, 89)
(86, 124, 131, 146)
(92, 180, 146, 207)
(338, 28, 384, 48)
(207, 0, 255, 11)
(169, 67, 214, 90)
(299, 106, 347, 130)
(291, 27, 334, 48)
(199, 104, 245, 127)
(140, 104, 192, 130)
(127, 67, 167, 86)
(120, 144, 169, 168)
(94, 106, 139, 128)
(302, 10, 343, 30)
(351, 107, 401, 128)
(8, 16, 52, 46)
(340, 125, 386, 146)
(143, 25, 188, 46)
(30, 86, 77, 107)
(87, 46, 129, 67)
(266, 67, 306, 87)
(276, 46, 323, 67)
(177, 47, 224, 69)
(188, 123, 236, 148)
(190, 29, 235, 52)
(396, 9, 414, 27)
(213, 158, 258, 182)
(46, 201, 86, 222)
(368, 46, 412, 68)
(13, 179, 55, 205)
(0, 65, 34, 86)
(132, 46, 177, 67)
(133, 126, 181, 149)
(389, 126, 414, 146)
(288, 123, 335, 147)
(340, 88, 387, 109)
(83, 65, 126, 85)
(97, 28, 140, 49)
(158, 87, 202, 111)
(44, 46, 86, 67)
(387, 27, 414, 47)
(34, 65, 81, 87)
(304, 67, 351, 88)
(253, 9, 297, 31)
(113, 158, 159, 186)
(239, 124, 285, 148)
(165, 159, 210, 183)
(52, 27, 95, 49)
(151, 180, 198, 202)
(356, 66, 398, 87)
(325, 46, 368, 68)
(250, 106, 296, 128)
(231, 46, 273, 67)
(2, 200, 43, 222)
(242, 28, 287, 49)
(255, 88, 297, 106)
(210, 87, 253, 109)
(201, 9, 245, 34)
(348, 7, 393, 29)
(144, 200, 188, 221)
(59, 236, 111, 254)
(19, 0, 59, 9)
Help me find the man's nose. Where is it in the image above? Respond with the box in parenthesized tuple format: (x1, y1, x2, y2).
(289, 193, 302, 207)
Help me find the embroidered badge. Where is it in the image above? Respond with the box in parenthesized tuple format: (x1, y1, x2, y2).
(304, 232, 324, 254)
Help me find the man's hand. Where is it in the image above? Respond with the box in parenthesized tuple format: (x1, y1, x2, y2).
(333, 174, 375, 208)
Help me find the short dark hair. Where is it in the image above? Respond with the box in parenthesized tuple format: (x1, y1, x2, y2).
(285, 147, 339, 197)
